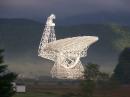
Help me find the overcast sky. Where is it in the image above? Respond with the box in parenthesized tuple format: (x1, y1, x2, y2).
(0, 0, 130, 21)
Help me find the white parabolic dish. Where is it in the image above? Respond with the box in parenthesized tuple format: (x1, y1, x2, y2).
(38, 14, 99, 79)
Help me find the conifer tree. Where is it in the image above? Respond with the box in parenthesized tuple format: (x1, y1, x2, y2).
(113, 48, 130, 84)
(0, 49, 17, 97)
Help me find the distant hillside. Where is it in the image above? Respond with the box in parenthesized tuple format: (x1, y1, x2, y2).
(0, 18, 130, 76)
(60, 12, 130, 25)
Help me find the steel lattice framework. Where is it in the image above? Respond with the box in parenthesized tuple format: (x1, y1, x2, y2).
(38, 14, 99, 79)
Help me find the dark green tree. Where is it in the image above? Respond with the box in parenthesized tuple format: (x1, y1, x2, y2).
(84, 63, 100, 81)
(113, 47, 130, 84)
(98, 72, 109, 81)
(82, 63, 114, 97)
(82, 63, 100, 97)
(0, 49, 17, 97)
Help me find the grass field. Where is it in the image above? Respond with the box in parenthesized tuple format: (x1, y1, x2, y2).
(13, 92, 60, 97)
(13, 85, 130, 97)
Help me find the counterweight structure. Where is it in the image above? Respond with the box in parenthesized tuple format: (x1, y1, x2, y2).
(38, 14, 99, 79)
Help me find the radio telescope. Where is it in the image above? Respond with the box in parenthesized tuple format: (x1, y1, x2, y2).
(38, 14, 99, 79)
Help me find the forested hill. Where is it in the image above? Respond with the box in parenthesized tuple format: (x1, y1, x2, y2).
(0, 18, 130, 76)
(0, 18, 129, 51)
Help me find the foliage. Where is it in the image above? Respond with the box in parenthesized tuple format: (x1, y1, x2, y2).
(111, 24, 130, 51)
(84, 63, 100, 81)
(0, 49, 17, 97)
(82, 63, 100, 97)
(112, 47, 130, 84)
(82, 63, 119, 97)
(98, 72, 109, 81)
